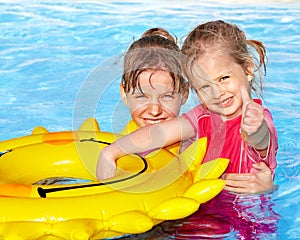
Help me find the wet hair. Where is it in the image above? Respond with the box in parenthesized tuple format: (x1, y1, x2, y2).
(122, 28, 187, 94)
(141, 27, 178, 43)
(181, 20, 267, 97)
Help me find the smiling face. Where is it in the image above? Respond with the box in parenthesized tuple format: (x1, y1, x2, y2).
(193, 48, 253, 120)
(121, 69, 188, 127)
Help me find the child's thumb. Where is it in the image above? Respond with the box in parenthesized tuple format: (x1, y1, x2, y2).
(241, 85, 251, 106)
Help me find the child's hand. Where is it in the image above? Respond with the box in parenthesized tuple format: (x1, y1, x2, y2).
(222, 162, 274, 194)
(96, 148, 117, 181)
(240, 86, 265, 136)
(240, 86, 269, 150)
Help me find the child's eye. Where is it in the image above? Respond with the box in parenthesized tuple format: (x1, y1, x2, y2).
(220, 76, 230, 82)
(134, 94, 146, 99)
(162, 94, 175, 99)
(200, 85, 210, 91)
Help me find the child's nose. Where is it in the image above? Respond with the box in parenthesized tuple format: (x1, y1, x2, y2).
(148, 102, 162, 116)
(212, 84, 224, 98)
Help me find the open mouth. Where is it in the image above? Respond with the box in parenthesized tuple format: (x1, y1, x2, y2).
(143, 118, 166, 125)
(219, 97, 233, 108)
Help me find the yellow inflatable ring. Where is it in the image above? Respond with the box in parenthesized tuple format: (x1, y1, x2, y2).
(0, 118, 229, 240)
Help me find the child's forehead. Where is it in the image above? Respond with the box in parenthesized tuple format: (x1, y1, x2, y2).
(129, 82, 177, 96)
(128, 70, 179, 93)
(138, 69, 172, 83)
(130, 69, 175, 88)
(197, 45, 226, 59)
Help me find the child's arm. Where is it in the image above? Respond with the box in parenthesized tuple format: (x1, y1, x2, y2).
(96, 116, 195, 180)
(240, 86, 270, 157)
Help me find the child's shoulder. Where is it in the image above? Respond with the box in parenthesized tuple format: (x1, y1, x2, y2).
(188, 104, 209, 114)
(182, 104, 212, 122)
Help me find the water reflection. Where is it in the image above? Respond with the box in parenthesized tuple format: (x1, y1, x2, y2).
(124, 190, 280, 239)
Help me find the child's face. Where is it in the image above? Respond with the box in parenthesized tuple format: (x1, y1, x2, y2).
(194, 48, 253, 120)
(121, 70, 188, 127)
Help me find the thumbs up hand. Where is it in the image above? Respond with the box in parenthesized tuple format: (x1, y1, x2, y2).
(241, 86, 264, 136)
(240, 86, 269, 150)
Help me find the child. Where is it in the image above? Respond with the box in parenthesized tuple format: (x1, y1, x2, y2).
(97, 20, 278, 194)
(119, 27, 190, 154)
(34, 28, 189, 185)
(120, 28, 189, 134)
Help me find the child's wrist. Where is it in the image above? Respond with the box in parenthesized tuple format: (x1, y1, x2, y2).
(243, 120, 270, 149)
(102, 144, 121, 163)
(253, 130, 269, 150)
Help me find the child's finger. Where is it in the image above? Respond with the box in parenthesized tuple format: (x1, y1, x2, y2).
(252, 162, 271, 173)
(240, 86, 253, 137)
(241, 85, 251, 123)
(241, 85, 251, 109)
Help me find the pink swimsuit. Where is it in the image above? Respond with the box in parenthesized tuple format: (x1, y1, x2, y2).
(183, 99, 278, 175)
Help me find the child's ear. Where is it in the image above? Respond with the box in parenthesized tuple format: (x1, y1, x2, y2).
(246, 72, 254, 83)
(245, 62, 254, 82)
(120, 84, 128, 105)
(180, 83, 190, 105)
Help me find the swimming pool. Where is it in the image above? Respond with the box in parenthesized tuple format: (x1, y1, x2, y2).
(0, 0, 299, 239)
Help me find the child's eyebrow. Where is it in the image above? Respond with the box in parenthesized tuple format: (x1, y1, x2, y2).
(165, 89, 179, 94)
(197, 77, 215, 87)
(131, 91, 144, 95)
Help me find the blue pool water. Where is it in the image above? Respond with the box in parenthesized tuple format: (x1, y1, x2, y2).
(0, 0, 299, 239)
